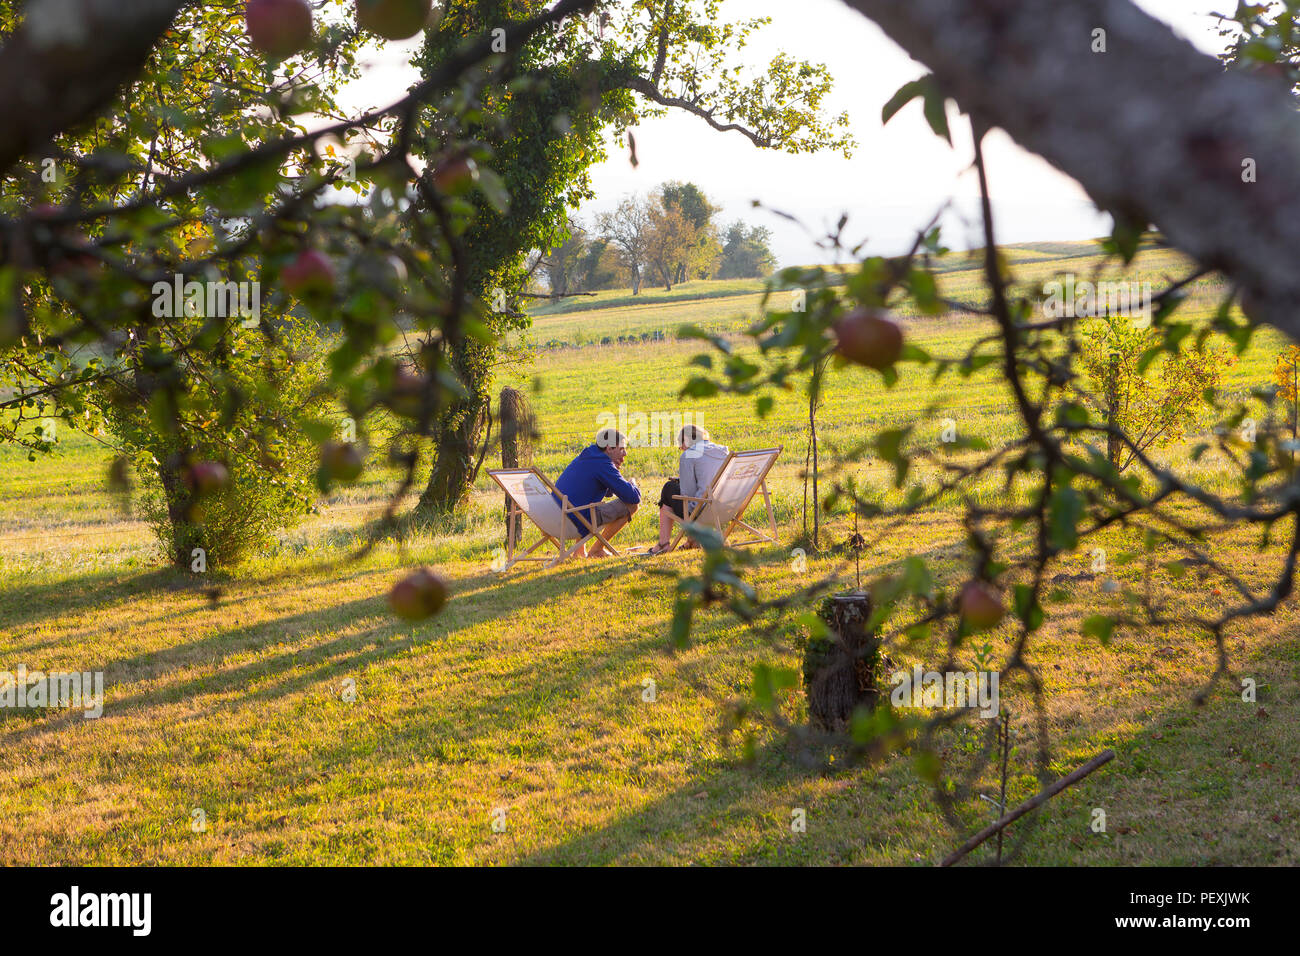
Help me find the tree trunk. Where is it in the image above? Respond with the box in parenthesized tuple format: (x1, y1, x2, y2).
(1105, 351, 1120, 469)
(157, 454, 199, 568)
(805, 592, 882, 732)
(548, 262, 567, 298)
(841, 0, 1300, 339)
(417, 399, 488, 518)
(129, 356, 200, 570)
(630, 265, 641, 295)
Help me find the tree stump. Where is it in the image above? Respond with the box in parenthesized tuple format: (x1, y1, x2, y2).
(804, 591, 883, 732)
(499, 386, 533, 541)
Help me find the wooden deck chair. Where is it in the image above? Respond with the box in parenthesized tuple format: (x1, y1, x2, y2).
(488, 467, 622, 571)
(667, 446, 782, 552)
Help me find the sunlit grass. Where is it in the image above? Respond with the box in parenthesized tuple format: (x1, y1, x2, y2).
(1, 240, 1297, 865)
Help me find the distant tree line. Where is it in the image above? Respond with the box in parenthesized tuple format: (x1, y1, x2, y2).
(540, 181, 776, 296)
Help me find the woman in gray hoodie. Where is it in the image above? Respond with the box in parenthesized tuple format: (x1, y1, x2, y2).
(647, 424, 730, 555)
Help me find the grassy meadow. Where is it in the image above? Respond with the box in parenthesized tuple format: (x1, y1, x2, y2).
(2, 239, 1298, 865)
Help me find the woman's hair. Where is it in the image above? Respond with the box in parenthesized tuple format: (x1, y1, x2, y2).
(676, 423, 710, 448)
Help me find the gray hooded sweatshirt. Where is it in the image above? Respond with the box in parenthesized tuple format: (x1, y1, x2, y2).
(679, 439, 730, 501)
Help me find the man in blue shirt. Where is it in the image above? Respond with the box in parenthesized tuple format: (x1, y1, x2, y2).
(554, 427, 641, 557)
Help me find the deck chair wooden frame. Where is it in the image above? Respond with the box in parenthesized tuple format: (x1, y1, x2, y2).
(488, 467, 622, 572)
(667, 446, 781, 553)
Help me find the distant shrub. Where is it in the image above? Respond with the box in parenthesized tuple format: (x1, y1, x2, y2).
(103, 317, 329, 568)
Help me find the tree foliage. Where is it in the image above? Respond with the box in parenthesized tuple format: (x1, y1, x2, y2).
(716, 219, 775, 279)
(1076, 313, 1230, 472)
(1, 0, 599, 566)
(406, 0, 852, 513)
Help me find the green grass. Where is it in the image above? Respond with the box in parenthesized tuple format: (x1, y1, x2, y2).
(2, 239, 1298, 865)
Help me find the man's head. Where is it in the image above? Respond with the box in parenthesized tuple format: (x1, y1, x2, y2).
(676, 423, 710, 452)
(595, 426, 628, 466)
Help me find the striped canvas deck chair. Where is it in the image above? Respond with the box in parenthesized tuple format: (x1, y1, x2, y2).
(488, 467, 622, 571)
(668, 446, 781, 552)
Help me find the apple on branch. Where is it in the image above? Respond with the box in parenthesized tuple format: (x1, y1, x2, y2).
(832, 308, 903, 370)
(184, 461, 230, 497)
(958, 579, 1006, 632)
(432, 153, 479, 195)
(245, 0, 314, 60)
(319, 441, 365, 485)
(384, 367, 429, 419)
(281, 249, 336, 302)
(31, 204, 103, 279)
(356, 0, 434, 41)
(389, 567, 448, 620)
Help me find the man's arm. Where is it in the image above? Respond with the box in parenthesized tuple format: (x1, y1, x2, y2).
(597, 458, 642, 505)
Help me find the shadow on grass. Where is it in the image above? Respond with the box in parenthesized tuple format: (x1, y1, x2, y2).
(0, 547, 700, 747)
(0, 568, 184, 636)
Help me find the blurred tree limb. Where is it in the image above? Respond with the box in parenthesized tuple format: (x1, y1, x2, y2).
(841, 0, 1300, 337)
(0, 0, 186, 170)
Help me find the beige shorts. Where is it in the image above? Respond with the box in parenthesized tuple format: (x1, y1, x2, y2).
(569, 498, 635, 533)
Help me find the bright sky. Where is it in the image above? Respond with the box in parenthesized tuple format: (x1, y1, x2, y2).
(343, 0, 1233, 267)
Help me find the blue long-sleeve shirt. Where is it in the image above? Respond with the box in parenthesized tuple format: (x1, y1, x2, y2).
(554, 444, 641, 531)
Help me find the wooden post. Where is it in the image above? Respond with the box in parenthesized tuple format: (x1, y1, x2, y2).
(499, 386, 533, 543)
(810, 390, 820, 548)
(807, 355, 829, 549)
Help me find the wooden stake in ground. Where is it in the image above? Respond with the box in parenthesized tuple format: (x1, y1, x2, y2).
(940, 748, 1115, 867)
(499, 386, 532, 542)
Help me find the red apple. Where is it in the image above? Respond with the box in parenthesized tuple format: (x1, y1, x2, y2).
(388, 566, 448, 620)
(282, 249, 335, 300)
(52, 241, 101, 279)
(31, 205, 102, 278)
(321, 441, 364, 483)
(385, 367, 428, 418)
(432, 154, 478, 194)
(958, 580, 1005, 631)
(832, 308, 903, 370)
(185, 461, 230, 496)
(246, 0, 314, 59)
(356, 0, 434, 40)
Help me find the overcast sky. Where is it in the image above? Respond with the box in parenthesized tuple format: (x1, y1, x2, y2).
(343, 0, 1233, 267)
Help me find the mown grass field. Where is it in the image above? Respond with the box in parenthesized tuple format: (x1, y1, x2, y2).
(2, 240, 1298, 865)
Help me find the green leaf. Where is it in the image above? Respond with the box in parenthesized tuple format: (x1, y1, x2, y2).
(679, 376, 719, 399)
(1047, 485, 1083, 551)
(881, 78, 929, 125)
(921, 86, 951, 145)
(669, 594, 694, 649)
(880, 75, 950, 144)
(1012, 584, 1044, 632)
(752, 663, 798, 710)
(1082, 615, 1115, 646)
(474, 166, 510, 215)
